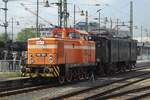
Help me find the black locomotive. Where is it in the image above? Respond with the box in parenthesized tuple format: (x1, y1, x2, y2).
(89, 34, 137, 75)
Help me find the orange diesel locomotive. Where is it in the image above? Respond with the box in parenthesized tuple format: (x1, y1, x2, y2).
(22, 28, 95, 83)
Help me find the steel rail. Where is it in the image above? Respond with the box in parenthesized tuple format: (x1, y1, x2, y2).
(0, 62, 150, 98)
(85, 75, 150, 100)
(95, 84, 150, 100)
(49, 68, 150, 100)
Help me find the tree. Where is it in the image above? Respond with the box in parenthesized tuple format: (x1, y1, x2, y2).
(0, 33, 5, 41)
(16, 28, 36, 42)
(0, 33, 10, 42)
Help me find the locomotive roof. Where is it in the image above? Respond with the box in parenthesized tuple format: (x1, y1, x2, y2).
(51, 28, 89, 35)
(89, 33, 137, 42)
(28, 28, 90, 41)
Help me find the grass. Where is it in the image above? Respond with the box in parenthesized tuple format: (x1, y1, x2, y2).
(0, 72, 21, 79)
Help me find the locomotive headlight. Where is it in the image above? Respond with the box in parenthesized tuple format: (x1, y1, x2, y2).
(30, 58, 34, 64)
(41, 53, 47, 57)
(49, 55, 53, 63)
(36, 53, 47, 57)
(36, 53, 41, 57)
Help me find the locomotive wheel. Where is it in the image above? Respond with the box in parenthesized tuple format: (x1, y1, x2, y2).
(117, 67, 121, 73)
(99, 65, 105, 76)
(128, 65, 132, 71)
(104, 65, 112, 75)
(121, 65, 126, 73)
(79, 69, 84, 80)
(129, 67, 132, 71)
(122, 66, 126, 72)
(82, 72, 86, 79)
(66, 71, 72, 82)
(79, 73, 83, 80)
(77, 69, 82, 80)
(29, 73, 33, 78)
(105, 68, 111, 75)
(73, 70, 78, 81)
(58, 76, 65, 84)
(85, 73, 90, 79)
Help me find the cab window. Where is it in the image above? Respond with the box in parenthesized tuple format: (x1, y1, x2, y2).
(68, 32, 80, 39)
(54, 32, 62, 38)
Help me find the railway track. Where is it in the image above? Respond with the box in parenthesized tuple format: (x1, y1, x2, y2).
(0, 77, 53, 92)
(49, 67, 150, 100)
(127, 90, 150, 100)
(96, 82, 150, 100)
(0, 63, 150, 98)
(0, 82, 59, 97)
(93, 76, 150, 100)
(0, 78, 58, 97)
(0, 77, 85, 97)
(85, 75, 150, 100)
(0, 78, 31, 92)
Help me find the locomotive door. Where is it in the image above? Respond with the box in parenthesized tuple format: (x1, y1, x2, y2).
(41, 44, 46, 65)
(88, 44, 91, 62)
(57, 41, 64, 63)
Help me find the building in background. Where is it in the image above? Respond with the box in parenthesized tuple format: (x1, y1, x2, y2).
(26, 27, 52, 37)
(75, 21, 131, 38)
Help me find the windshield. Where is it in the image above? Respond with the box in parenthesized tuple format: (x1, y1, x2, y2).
(40, 32, 51, 37)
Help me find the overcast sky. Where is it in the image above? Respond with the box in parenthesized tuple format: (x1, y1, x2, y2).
(0, 0, 150, 38)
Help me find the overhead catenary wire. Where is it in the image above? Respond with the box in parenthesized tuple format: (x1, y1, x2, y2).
(20, 3, 55, 27)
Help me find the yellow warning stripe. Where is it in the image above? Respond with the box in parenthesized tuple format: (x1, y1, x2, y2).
(53, 70, 57, 77)
(53, 66, 59, 76)
(27, 66, 60, 78)
(56, 66, 60, 73)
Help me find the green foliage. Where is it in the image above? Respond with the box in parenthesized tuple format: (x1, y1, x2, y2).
(17, 28, 36, 42)
(0, 33, 10, 42)
(0, 33, 5, 41)
(0, 72, 21, 78)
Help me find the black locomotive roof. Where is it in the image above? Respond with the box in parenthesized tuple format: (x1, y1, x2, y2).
(89, 33, 137, 42)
